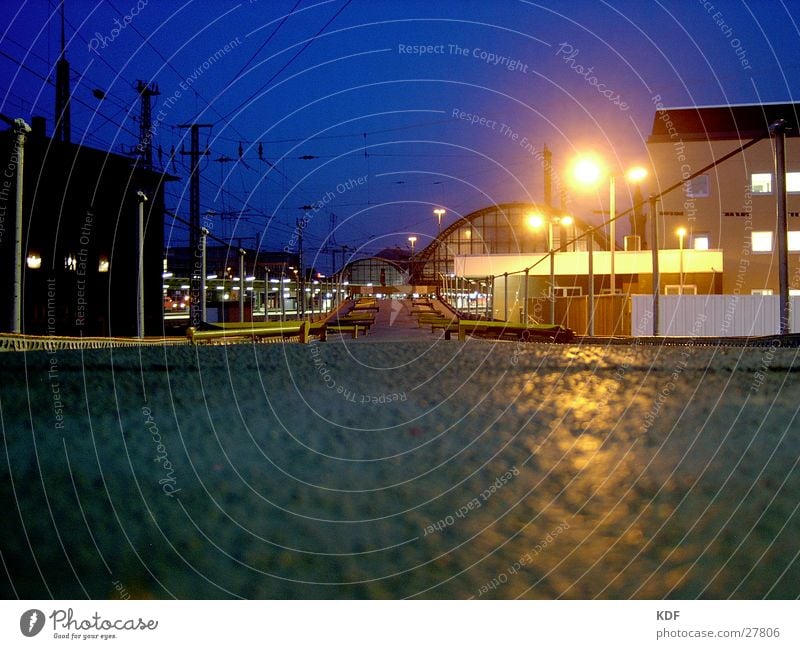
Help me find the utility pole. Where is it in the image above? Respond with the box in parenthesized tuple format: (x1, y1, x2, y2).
(12, 118, 31, 333)
(136, 191, 148, 338)
(54, 2, 70, 144)
(298, 217, 305, 318)
(650, 195, 660, 336)
(238, 246, 246, 322)
(136, 80, 160, 169)
(771, 120, 791, 335)
(179, 123, 212, 326)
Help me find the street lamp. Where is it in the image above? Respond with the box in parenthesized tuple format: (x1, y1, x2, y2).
(571, 157, 648, 295)
(434, 208, 445, 282)
(676, 226, 687, 291)
(136, 190, 148, 338)
(408, 236, 417, 284)
(528, 213, 573, 323)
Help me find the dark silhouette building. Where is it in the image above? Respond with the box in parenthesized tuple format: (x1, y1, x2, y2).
(0, 119, 175, 336)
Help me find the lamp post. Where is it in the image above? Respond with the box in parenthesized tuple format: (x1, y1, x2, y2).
(434, 208, 445, 283)
(408, 236, 417, 285)
(11, 118, 31, 334)
(528, 213, 572, 323)
(571, 158, 647, 293)
(200, 227, 209, 323)
(136, 190, 148, 338)
(676, 227, 686, 292)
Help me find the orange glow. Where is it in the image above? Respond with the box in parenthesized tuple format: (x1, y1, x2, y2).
(571, 156, 604, 187)
(626, 166, 648, 183)
(527, 213, 544, 229)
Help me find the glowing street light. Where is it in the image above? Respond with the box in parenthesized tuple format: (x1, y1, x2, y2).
(527, 213, 544, 229)
(571, 156, 648, 296)
(408, 235, 417, 256)
(527, 212, 573, 323)
(434, 208, 446, 280)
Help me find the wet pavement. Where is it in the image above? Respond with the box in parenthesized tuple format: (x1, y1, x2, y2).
(1, 336, 799, 599)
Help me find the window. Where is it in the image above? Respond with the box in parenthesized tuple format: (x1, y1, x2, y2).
(751, 173, 772, 193)
(684, 174, 709, 198)
(693, 233, 710, 250)
(751, 231, 773, 252)
(788, 173, 800, 192)
(665, 285, 697, 295)
(789, 231, 800, 251)
(751, 289, 774, 296)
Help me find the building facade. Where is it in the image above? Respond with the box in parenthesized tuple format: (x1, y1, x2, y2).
(0, 119, 173, 336)
(647, 101, 800, 295)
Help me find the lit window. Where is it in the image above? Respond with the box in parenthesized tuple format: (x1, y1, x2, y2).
(98, 258, 110, 272)
(788, 173, 800, 193)
(751, 231, 773, 252)
(751, 173, 772, 193)
(751, 289, 773, 295)
(65, 255, 77, 271)
(26, 254, 42, 269)
(693, 234, 710, 250)
(684, 174, 709, 198)
(790, 231, 800, 252)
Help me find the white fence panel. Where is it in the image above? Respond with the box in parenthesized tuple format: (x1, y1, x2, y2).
(630, 295, 800, 336)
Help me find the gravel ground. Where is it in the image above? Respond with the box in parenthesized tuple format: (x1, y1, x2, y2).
(1, 339, 799, 599)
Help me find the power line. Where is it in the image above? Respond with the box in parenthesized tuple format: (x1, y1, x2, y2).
(226, 0, 304, 86)
(216, 0, 353, 124)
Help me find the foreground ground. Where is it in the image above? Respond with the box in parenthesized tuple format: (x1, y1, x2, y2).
(1, 337, 798, 598)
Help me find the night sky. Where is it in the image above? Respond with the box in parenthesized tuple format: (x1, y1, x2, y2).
(2, 0, 799, 272)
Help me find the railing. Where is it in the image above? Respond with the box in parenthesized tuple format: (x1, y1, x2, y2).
(0, 333, 189, 352)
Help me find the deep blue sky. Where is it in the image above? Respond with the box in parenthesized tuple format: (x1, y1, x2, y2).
(2, 0, 799, 271)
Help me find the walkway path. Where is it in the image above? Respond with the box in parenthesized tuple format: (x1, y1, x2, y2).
(346, 298, 449, 343)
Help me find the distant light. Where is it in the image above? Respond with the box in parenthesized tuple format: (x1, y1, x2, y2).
(626, 166, 648, 183)
(223, 293, 229, 300)
(162, 271, 173, 278)
(233, 277, 240, 281)
(527, 213, 544, 229)
(246, 276, 256, 281)
(26, 254, 42, 269)
(180, 284, 190, 290)
(572, 156, 604, 186)
(676, 227, 687, 237)
(269, 279, 280, 284)
(559, 215, 574, 227)
(98, 259, 110, 273)
(207, 274, 218, 280)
